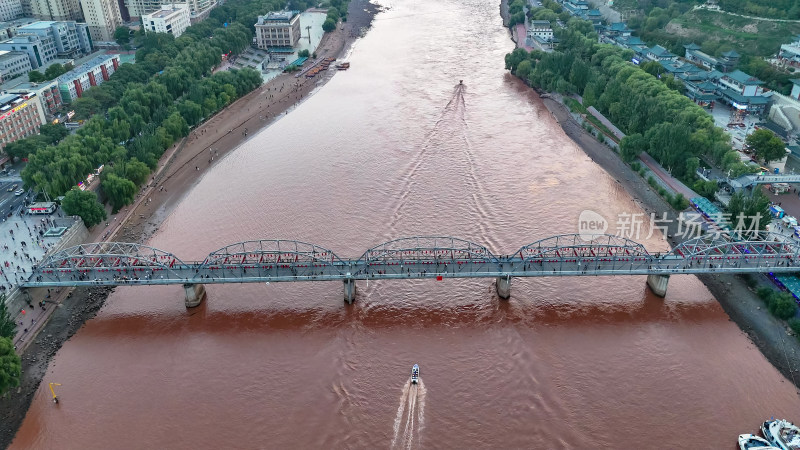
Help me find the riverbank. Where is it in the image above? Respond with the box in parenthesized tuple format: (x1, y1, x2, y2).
(0, 2, 381, 446)
(540, 93, 800, 392)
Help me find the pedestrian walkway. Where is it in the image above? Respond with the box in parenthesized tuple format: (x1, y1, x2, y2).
(639, 152, 699, 200)
(0, 211, 79, 350)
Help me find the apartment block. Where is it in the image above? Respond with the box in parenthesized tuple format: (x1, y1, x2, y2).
(0, 93, 43, 149)
(56, 53, 118, 101)
(30, 0, 83, 21)
(80, 0, 122, 42)
(2, 78, 62, 121)
(0, 0, 23, 21)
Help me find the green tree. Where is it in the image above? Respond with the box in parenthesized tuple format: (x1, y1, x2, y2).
(101, 173, 136, 213)
(4, 139, 37, 160)
(768, 292, 798, 320)
(322, 18, 336, 32)
(38, 123, 69, 145)
(43, 64, 60, 80)
(114, 26, 131, 45)
(72, 97, 102, 119)
(727, 190, 770, 234)
(746, 128, 786, 164)
(0, 294, 15, 339)
(298, 49, 310, 58)
(28, 70, 45, 83)
(117, 158, 150, 186)
(620, 133, 647, 162)
(0, 336, 21, 396)
(62, 189, 107, 227)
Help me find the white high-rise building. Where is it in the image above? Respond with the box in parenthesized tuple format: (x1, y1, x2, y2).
(142, 3, 188, 37)
(0, 0, 23, 21)
(124, 0, 211, 20)
(79, 0, 121, 41)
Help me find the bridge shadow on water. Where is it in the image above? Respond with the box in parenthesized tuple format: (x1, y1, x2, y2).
(82, 292, 726, 337)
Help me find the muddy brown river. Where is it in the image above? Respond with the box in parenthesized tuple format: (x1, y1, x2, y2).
(11, 0, 800, 447)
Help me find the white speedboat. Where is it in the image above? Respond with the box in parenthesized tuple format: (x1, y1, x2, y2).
(739, 433, 778, 449)
(411, 364, 419, 384)
(762, 419, 800, 449)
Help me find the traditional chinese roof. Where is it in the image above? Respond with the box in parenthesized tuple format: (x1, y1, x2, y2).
(724, 69, 763, 85)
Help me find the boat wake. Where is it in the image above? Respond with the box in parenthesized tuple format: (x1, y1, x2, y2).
(391, 379, 426, 449)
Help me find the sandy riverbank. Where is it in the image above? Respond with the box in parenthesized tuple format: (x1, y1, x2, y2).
(541, 94, 800, 392)
(0, 1, 382, 446)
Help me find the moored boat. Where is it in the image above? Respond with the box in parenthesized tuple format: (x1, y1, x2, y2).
(762, 419, 800, 449)
(739, 433, 778, 450)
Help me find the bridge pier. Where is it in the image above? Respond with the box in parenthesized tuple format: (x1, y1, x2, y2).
(184, 283, 207, 308)
(343, 278, 356, 304)
(646, 274, 669, 297)
(496, 276, 511, 299)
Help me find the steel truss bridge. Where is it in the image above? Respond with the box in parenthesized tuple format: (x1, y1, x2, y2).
(21, 233, 800, 305)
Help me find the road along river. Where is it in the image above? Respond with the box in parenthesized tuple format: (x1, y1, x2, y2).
(11, 0, 800, 447)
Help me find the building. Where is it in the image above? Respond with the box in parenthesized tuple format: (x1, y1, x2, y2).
(527, 20, 552, 39)
(0, 0, 22, 21)
(0, 93, 44, 149)
(684, 43, 718, 70)
(124, 0, 213, 21)
(2, 79, 62, 120)
(56, 53, 118, 102)
(0, 50, 30, 82)
(0, 34, 57, 69)
(0, 17, 40, 40)
(254, 11, 300, 50)
(142, 3, 189, 37)
(718, 49, 739, 72)
(645, 45, 676, 62)
(17, 21, 92, 58)
(29, 0, 83, 21)
(790, 79, 800, 101)
(779, 36, 800, 68)
(715, 69, 770, 114)
(80, 0, 122, 42)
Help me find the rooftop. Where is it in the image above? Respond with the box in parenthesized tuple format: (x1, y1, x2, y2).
(609, 22, 630, 32)
(258, 11, 298, 23)
(17, 21, 59, 30)
(530, 20, 551, 26)
(56, 54, 117, 83)
(724, 69, 763, 85)
(147, 4, 189, 19)
(0, 50, 25, 62)
(684, 42, 701, 50)
(648, 45, 673, 57)
(721, 50, 740, 58)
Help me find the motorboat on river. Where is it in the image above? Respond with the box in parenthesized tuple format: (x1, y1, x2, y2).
(739, 433, 778, 449)
(411, 364, 419, 384)
(762, 419, 800, 449)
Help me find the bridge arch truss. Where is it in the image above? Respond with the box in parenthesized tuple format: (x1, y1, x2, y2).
(35, 242, 188, 279)
(353, 236, 500, 276)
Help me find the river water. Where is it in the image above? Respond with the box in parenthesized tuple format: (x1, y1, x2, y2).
(11, 0, 800, 447)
